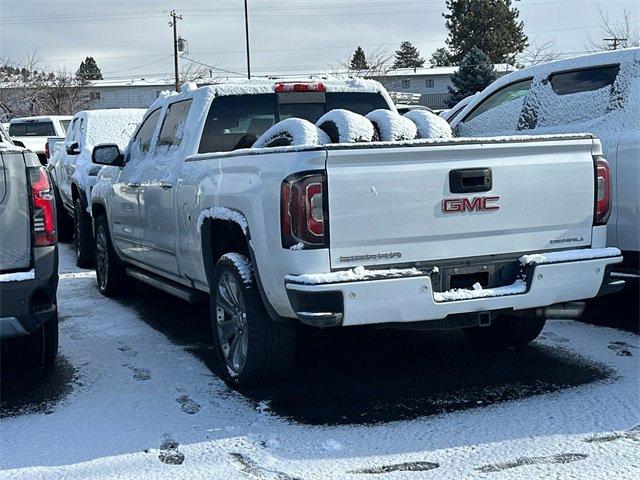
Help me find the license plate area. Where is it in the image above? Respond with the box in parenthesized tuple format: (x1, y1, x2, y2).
(433, 259, 520, 292)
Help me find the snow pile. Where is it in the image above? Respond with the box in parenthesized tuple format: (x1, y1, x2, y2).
(365, 109, 417, 141)
(404, 109, 453, 139)
(197, 206, 248, 234)
(253, 118, 330, 149)
(433, 279, 527, 302)
(0, 269, 35, 282)
(519, 247, 621, 265)
(286, 266, 422, 285)
(316, 109, 376, 143)
(221, 253, 253, 285)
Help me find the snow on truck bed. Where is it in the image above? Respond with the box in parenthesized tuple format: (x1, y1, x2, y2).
(187, 132, 596, 161)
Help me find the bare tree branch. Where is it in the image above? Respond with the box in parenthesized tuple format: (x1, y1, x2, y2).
(518, 38, 561, 66)
(587, 6, 640, 51)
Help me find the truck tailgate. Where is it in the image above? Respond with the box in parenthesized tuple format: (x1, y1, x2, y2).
(0, 151, 32, 272)
(326, 138, 595, 269)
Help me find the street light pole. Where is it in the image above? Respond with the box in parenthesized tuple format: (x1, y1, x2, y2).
(244, 0, 251, 79)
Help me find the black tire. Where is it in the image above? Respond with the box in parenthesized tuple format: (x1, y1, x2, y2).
(463, 315, 546, 349)
(2, 312, 58, 369)
(95, 215, 128, 298)
(54, 187, 73, 242)
(74, 197, 94, 268)
(210, 253, 295, 387)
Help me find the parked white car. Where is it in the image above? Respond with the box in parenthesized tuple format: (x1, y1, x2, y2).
(48, 109, 145, 267)
(90, 79, 622, 387)
(450, 48, 640, 273)
(8, 116, 72, 164)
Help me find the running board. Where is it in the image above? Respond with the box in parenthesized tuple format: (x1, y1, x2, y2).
(125, 268, 207, 303)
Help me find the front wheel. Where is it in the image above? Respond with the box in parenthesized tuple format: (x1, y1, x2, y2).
(74, 198, 94, 268)
(95, 215, 127, 297)
(462, 315, 546, 349)
(210, 253, 295, 387)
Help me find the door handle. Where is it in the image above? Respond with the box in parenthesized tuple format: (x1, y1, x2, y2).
(159, 182, 173, 189)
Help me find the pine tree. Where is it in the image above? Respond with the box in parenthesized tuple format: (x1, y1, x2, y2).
(350, 47, 369, 71)
(392, 41, 425, 69)
(444, 0, 527, 64)
(76, 56, 103, 81)
(446, 47, 497, 107)
(430, 47, 455, 67)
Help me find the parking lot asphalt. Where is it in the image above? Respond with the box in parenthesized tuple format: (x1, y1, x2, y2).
(1, 244, 638, 480)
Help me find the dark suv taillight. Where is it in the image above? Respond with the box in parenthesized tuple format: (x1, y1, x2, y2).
(281, 172, 327, 248)
(593, 156, 611, 226)
(29, 166, 56, 246)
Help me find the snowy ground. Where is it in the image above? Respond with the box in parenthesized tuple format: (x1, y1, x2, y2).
(1, 243, 638, 479)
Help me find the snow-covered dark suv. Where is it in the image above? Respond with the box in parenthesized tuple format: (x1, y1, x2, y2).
(0, 147, 59, 368)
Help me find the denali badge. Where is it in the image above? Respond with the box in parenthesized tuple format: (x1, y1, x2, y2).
(339, 252, 402, 263)
(442, 196, 500, 214)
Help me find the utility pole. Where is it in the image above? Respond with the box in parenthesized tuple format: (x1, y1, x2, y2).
(169, 10, 183, 91)
(244, 0, 251, 79)
(604, 37, 627, 50)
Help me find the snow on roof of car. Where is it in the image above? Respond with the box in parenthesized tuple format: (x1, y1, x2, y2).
(454, 47, 640, 124)
(147, 77, 389, 111)
(75, 108, 146, 149)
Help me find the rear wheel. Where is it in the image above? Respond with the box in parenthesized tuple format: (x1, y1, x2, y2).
(210, 253, 295, 387)
(463, 315, 546, 349)
(2, 312, 58, 369)
(95, 215, 127, 297)
(74, 198, 94, 268)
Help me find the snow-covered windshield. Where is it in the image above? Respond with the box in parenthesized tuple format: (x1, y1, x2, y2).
(198, 92, 390, 153)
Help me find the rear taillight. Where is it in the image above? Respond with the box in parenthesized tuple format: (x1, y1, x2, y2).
(594, 156, 611, 226)
(275, 82, 326, 93)
(281, 172, 327, 248)
(29, 166, 56, 246)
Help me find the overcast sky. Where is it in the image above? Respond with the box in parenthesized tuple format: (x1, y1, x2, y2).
(0, 0, 638, 81)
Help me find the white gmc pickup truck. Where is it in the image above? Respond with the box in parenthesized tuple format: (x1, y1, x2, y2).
(90, 79, 624, 387)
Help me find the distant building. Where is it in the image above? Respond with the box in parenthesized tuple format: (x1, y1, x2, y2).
(83, 78, 177, 109)
(374, 64, 518, 109)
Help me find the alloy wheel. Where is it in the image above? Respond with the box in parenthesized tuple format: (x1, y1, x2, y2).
(216, 271, 248, 376)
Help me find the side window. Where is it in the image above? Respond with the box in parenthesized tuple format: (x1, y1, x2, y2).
(76, 118, 85, 146)
(198, 94, 276, 154)
(131, 108, 162, 155)
(549, 65, 619, 95)
(157, 99, 192, 149)
(66, 118, 78, 142)
(529, 65, 621, 131)
(456, 79, 532, 137)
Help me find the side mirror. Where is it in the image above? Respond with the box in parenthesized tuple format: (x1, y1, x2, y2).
(12, 140, 25, 148)
(92, 143, 125, 167)
(65, 141, 81, 155)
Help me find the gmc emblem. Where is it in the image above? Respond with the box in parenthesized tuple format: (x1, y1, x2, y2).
(442, 196, 500, 214)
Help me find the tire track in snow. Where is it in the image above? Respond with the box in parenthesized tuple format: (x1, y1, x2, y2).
(229, 452, 302, 480)
(349, 460, 439, 474)
(475, 453, 588, 473)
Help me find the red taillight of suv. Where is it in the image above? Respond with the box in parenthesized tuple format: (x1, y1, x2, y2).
(29, 166, 57, 246)
(281, 172, 327, 248)
(594, 156, 611, 226)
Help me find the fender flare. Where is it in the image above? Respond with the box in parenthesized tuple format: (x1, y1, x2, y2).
(199, 208, 284, 322)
